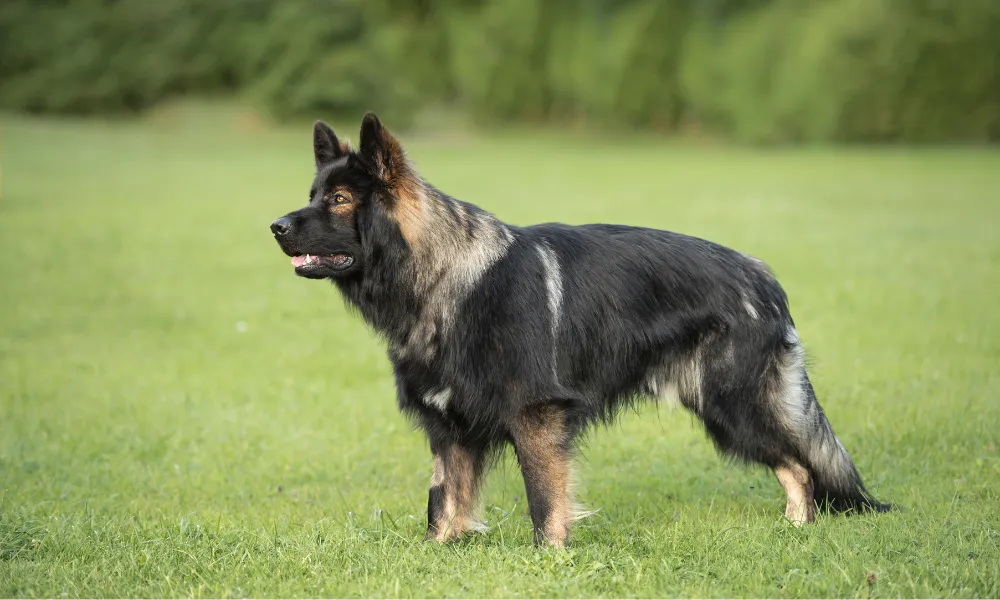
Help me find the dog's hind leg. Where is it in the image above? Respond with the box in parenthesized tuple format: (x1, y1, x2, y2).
(511, 403, 575, 548)
(773, 461, 815, 525)
(697, 325, 889, 521)
(425, 440, 487, 542)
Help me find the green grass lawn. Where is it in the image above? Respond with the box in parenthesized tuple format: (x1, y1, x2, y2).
(1, 109, 999, 598)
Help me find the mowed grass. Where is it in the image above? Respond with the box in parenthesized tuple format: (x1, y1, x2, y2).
(1, 108, 999, 598)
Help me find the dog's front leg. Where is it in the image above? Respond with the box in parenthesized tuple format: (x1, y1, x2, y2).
(511, 403, 575, 548)
(424, 437, 486, 542)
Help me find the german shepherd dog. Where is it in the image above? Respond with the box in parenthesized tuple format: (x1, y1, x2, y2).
(270, 113, 890, 547)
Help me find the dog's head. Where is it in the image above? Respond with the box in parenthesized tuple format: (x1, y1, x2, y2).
(270, 113, 421, 280)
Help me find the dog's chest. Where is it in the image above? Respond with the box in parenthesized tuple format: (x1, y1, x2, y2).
(389, 346, 456, 415)
(421, 386, 453, 412)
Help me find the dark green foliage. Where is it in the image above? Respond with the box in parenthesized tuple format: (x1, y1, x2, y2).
(0, 0, 395, 121)
(247, 1, 400, 122)
(444, 0, 556, 122)
(681, 1, 812, 143)
(681, 0, 1000, 143)
(0, 0, 268, 114)
(1, 0, 997, 141)
(613, 0, 689, 130)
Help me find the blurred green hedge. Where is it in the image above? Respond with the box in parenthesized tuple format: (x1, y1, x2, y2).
(0, 0, 402, 120)
(2, 0, 998, 142)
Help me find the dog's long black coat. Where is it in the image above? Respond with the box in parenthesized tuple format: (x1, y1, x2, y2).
(271, 114, 889, 546)
(399, 223, 787, 445)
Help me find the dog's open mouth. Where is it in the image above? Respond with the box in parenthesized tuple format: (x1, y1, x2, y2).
(291, 253, 354, 271)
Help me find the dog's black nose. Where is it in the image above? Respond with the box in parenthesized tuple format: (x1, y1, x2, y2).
(270, 217, 292, 236)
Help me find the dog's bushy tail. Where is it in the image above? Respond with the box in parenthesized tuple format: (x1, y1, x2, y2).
(800, 379, 893, 514)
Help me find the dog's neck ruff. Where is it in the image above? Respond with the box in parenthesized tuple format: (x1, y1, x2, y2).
(399, 188, 514, 361)
(349, 184, 515, 363)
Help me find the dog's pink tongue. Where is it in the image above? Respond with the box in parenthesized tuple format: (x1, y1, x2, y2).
(291, 255, 307, 268)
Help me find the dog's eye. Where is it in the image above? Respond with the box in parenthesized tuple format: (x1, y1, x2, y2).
(324, 192, 350, 205)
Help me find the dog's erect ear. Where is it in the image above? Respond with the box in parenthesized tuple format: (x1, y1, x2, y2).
(313, 120, 349, 168)
(357, 112, 411, 186)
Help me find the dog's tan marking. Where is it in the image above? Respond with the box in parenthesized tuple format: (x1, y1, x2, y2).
(390, 179, 426, 248)
(325, 186, 354, 202)
(430, 454, 445, 487)
(368, 128, 432, 250)
(326, 186, 358, 217)
(426, 444, 486, 542)
(513, 405, 575, 548)
(774, 461, 815, 525)
(364, 126, 429, 247)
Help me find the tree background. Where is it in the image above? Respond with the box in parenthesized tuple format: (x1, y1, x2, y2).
(1, 0, 998, 142)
